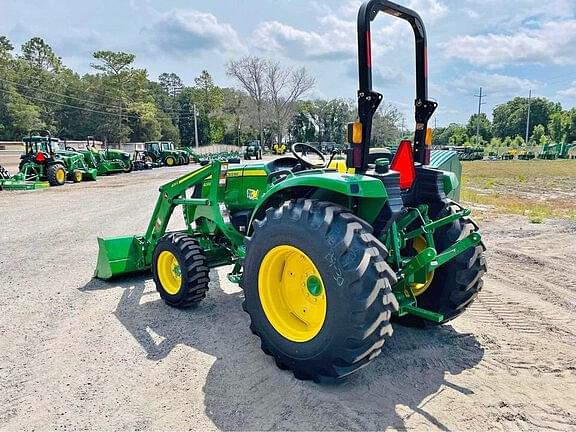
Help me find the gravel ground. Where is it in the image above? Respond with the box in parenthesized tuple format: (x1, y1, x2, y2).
(1, 163, 575, 431)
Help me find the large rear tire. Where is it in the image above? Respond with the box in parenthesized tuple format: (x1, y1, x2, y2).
(396, 201, 487, 327)
(152, 233, 210, 308)
(242, 199, 398, 382)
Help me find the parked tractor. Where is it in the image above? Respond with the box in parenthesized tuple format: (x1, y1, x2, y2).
(517, 149, 536, 160)
(66, 136, 133, 175)
(144, 141, 187, 166)
(95, 0, 486, 382)
(244, 140, 263, 160)
(0, 130, 97, 190)
(133, 149, 155, 171)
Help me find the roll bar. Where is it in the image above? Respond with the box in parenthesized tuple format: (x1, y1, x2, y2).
(350, 0, 437, 172)
(26, 129, 54, 154)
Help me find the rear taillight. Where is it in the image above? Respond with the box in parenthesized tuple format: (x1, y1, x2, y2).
(390, 140, 416, 189)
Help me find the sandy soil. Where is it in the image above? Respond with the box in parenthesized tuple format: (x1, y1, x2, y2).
(1, 164, 575, 431)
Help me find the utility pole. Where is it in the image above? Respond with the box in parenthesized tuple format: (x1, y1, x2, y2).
(193, 104, 199, 150)
(473, 87, 486, 146)
(525, 89, 532, 146)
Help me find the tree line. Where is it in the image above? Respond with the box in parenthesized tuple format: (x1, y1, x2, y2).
(0, 36, 405, 147)
(434, 98, 576, 149)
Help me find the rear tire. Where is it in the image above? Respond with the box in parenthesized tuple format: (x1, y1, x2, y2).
(242, 199, 398, 382)
(152, 233, 210, 308)
(396, 201, 487, 327)
(47, 164, 66, 186)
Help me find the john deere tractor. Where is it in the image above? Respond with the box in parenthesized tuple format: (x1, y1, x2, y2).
(96, 0, 486, 382)
(67, 136, 133, 175)
(144, 141, 188, 166)
(0, 130, 97, 190)
(244, 140, 263, 160)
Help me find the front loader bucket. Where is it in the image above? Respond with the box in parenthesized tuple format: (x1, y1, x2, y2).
(83, 168, 98, 181)
(95, 235, 147, 279)
(0, 179, 50, 191)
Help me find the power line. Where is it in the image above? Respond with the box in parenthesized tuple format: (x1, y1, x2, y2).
(0, 77, 121, 110)
(0, 86, 198, 123)
(0, 87, 139, 119)
(11, 68, 196, 109)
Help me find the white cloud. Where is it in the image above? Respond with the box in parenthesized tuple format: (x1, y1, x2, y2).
(408, 0, 447, 21)
(147, 10, 245, 56)
(252, 17, 355, 61)
(443, 20, 576, 67)
(252, 0, 447, 63)
(454, 71, 539, 95)
(558, 81, 576, 98)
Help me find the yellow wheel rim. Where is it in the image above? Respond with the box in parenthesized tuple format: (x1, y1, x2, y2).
(166, 157, 174, 166)
(410, 236, 435, 296)
(157, 251, 182, 295)
(258, 245, 327, 342)
(56, 168, 65, 183)
(74, 171, 82, 182)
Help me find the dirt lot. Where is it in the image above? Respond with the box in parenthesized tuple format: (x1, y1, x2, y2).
(1, 161, 575, 431)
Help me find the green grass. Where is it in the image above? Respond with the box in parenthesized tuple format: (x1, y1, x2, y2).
(460, 160, 576, 222)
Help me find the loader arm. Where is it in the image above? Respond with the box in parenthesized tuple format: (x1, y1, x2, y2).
(95, 161, 244, 279)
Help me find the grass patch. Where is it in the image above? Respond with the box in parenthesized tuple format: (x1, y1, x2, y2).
(460, 160, 576, 222)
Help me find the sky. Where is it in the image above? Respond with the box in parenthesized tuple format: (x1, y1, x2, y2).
(2, 0, 575, 126)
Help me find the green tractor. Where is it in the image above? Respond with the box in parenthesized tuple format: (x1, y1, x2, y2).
(95, 0, 486, 382)
(244, 140, 263, 160)
(144, 141, 188, 166)
(66, 136, 133, 175)
(0, 130, 97, 190)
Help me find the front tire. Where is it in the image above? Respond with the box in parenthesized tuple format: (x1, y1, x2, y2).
(152, 233, 210, 308)
(164, 156, 176, 167)
(242, 199, 398, 382)
(72, 170, 83, 183)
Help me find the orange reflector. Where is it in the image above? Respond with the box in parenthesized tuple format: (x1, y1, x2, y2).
(391, 140, 416, 189)
(348, 122, 363, 145)
(425, 128, 433, 146)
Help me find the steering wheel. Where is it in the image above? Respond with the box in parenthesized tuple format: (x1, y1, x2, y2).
(290, 143, 326, 168)
(65, 146, 77, 151)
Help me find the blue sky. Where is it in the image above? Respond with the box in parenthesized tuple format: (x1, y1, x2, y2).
(2, 0, 575, 126)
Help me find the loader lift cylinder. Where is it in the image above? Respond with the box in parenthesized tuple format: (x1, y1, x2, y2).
(351, 0, 437, 173)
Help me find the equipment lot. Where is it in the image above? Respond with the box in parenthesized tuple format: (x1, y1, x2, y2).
(1, 161, 575, 431)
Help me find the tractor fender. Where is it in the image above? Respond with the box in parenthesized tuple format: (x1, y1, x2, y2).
(248, 171, 388, 233)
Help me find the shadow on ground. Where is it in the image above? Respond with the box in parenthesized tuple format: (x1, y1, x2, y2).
(82, 272, 484, 430)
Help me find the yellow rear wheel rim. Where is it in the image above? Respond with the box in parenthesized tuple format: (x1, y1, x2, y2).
(56, 168, 65, 183)
(410, 236, 435, 296)
(258, 245, 326, 342)
(157, 251, 182, 295)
